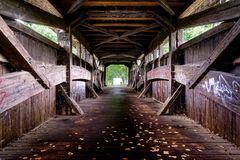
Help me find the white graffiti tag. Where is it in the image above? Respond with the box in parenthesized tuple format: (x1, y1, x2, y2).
(202, 74, 240, 106)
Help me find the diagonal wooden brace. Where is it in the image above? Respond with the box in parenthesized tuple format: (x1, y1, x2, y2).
(0, 16, 50, 89)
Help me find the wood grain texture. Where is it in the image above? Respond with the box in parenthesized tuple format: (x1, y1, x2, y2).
(147, 65, 171, 81)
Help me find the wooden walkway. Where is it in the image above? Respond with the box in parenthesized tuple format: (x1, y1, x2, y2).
(0, 87, 240, 160)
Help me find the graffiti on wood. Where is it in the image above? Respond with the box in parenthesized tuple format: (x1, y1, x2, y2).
(200, 72, 240, 107)
(147, 66, 171, 81)
(0, 79, 7, 106)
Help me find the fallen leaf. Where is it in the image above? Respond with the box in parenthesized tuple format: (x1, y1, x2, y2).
(68, 152, 73, 156)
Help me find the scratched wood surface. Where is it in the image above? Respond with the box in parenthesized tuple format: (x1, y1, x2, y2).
(183, 24, 240, 147)
(150, 22, 240, 147)
(0, 23, 59, 148)
(0, 87, 240, 159)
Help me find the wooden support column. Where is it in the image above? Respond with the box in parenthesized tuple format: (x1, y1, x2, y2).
(76, 42, 81, 66)
(143, 58, 147, 90)
(91, 55, 94, 89)
(159, 44, 163, 67)
(168, 32, 177, 96)
(57, 29, 72, 96)
(103, 65, 107, 86)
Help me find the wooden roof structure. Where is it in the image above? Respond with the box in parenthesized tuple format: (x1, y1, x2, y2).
(1, 0, 239, 65)
(30, 0, 194, 64)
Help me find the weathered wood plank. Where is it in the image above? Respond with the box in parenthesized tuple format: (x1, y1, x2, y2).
(147, 65, 171, 81)
(0, 16, 50, 88)
(157, 84, 184, 115)
(59, 85, 84, 115)
(86, 82, 98, 98)
(0, 0, 64, 28)
(179, 22, 234, 50)
(72, 66, 91, 81)
(174, 62, 203, 85)
(67, 0, 86, 14)
(138, 82, 152, 98)
(178, 0, 240, 29)
(0, 64, 67, 114)
(6, 20, 60, 50)
(0, 71, 43, 114)
(155, 0, 175, 16)
(179, 0, 205, 19)
(188, 18, 240, 88)
(195, 71, 240, 116)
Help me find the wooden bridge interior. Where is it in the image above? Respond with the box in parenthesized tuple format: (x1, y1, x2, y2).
(0, 0, 240, 159)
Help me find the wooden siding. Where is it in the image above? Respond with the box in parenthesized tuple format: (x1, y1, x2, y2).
(0, 24, 57, 148)
(151, 24, 240, 146)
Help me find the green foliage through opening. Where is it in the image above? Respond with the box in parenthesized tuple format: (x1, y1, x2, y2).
(106, 65, 128, 86)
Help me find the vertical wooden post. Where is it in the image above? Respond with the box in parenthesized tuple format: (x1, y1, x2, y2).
(168, 32, 177, 96)
(152, 51, 155, 70)
(143, 63, 147, 89)
(57, 28, 73, 114)
(84, 48, 87, 69)
(91, 55, 94, 89)
(57, 28, 72, 97)
(103, 65, 106, 86)
(177, 29, 184, 47)
(76, 42, 81, 66)
(79, 44, 82, 67)
(159, 45, 163, 67)
(67, 27, 73, 97)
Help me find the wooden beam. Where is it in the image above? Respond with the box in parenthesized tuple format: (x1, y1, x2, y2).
(157, 84, 183, 115)
(0, 64, 67, 114)
(68, 14, 86, 29)
(147, 66, 171, 81)
(188, 18, 240, 89)
(73, 29, 91, 52)
(86, 82, 99, 98)
(95, 24, 160, 48)
(122, 23, 160, 37)
(178, 0, 240, 29)
(174, 62, 203, 85)
(148, 28, 169, 55)
(0, 0, 64, 28)
(67, 0, 86, 14)
(100, 54, 136, 59)
(72, 65, 91, 81)
(6, 20, 60, 50)
(155, 0, 175, 16)
(82, 1, 161, 7)
(95, 36, 120, 47)
(59, 85, 84, 115)
(121, 37, 144, 48)
(179, 0, 205, 19)
(138, 82, 152, 98)
(150, 12, 175, 31)
(179, 22, 234, 50)
(86, 17, 156, 21)
(94, 23, 147, 27)
(81, 23, 118, 36)
(0, 16, 50, 88)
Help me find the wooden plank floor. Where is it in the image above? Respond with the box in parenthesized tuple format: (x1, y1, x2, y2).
(0, 87, 240, 160)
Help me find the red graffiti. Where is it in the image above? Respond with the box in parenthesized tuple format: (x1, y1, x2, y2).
(0, 78, 7, 106)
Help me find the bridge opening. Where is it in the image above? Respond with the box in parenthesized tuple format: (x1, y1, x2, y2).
(106, 64, 129, 86)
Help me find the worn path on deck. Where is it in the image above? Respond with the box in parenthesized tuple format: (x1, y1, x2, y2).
(0, 87, 240, 160)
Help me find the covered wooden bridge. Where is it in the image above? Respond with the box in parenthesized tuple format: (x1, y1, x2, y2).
(0, 0, 240, 159)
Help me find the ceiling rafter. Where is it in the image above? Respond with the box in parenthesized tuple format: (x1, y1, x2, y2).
(94, 23, 160, 48)
(155, 0, 175, 16)
(67, 0, 86, 14)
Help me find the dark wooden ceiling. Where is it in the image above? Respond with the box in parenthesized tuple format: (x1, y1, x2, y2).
(48, 0, 194, 64)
